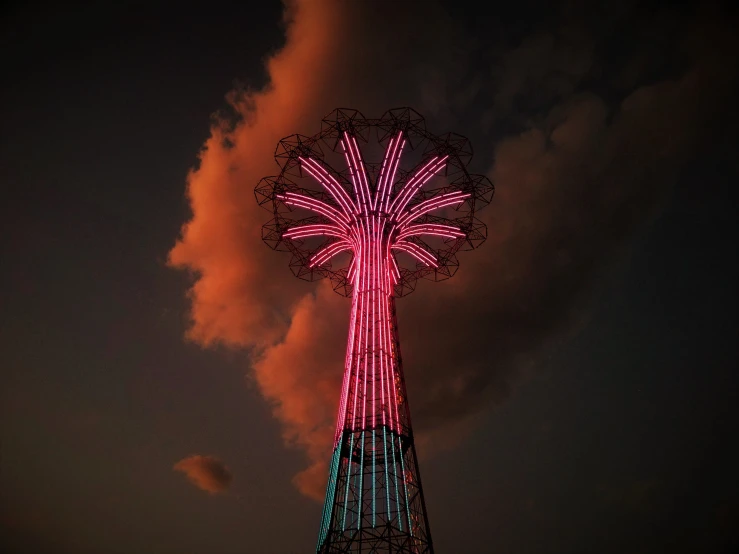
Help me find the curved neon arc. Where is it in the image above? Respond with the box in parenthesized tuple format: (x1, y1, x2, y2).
(280, 132, 470, 272)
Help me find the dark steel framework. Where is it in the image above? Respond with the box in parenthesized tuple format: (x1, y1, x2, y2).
(256, 108, 493, 553)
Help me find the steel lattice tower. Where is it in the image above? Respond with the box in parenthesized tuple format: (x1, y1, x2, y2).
(256, 108, 493, 553)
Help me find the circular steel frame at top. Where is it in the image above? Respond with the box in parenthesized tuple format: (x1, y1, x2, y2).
(255, 107, 494, 297)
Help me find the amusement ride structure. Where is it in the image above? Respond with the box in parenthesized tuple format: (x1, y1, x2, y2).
(256, 108, 493, 553)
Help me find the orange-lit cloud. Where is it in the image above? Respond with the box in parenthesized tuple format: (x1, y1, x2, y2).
(173, 455, 232, 494)
(168, 0, 468, 500)
(169, 0, 738, 500)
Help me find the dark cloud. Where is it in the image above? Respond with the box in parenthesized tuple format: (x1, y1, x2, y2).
(402, 24, 739, 430)
(173, 455, 232, 494)
(169, 0, 739, 498)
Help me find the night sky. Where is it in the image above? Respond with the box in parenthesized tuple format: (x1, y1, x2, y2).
(1, 1, 738, 553)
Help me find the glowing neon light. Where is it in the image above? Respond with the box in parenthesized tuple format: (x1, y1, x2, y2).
(396, 224, 465, 241)
(277, 192, 351, 229)
(375, 133, 405, 212)
(283, 224, 348, 240)
(350, 135, 372, 209)
(310, 240, 352, 268)
(342, 133, 372, 213)
(388, 155, 449, 216)
(382, 138, 406, 213)
(392, 241, 439, 268)
(374, 134, 396, 213)
(396, 191, 470, 227)
(299, 156, 358, 216)
(275, 125, 480, 549)
(347, 254, 357, 282)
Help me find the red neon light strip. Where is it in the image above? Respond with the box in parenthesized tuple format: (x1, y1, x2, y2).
(371, 214, 377, 431)
(387, 157, 440, 215)
(388, 155, 448, 216)
(390, 254, 400, 285)
(392, 241, 439, 268)
(299, 157, 358, 217)
(351, 236, 364, 432)
(278, 193, 351, 229)
(341, 137, 361, 216)
(373, 134, 396, 213)
(383, 138, 405, 214)
(342, 134, 371, 215)
(395, 191, 470, 227)
(383, 274, 397, 433)
(393, 156, 448, 216)
(310, 240, 352, 268)
(351, 135, 372, 213)
(347, 254, 357, 282)
(283, 224, 348, 240)
(361, 215, 369, 430)
(375, 133, 404, 213)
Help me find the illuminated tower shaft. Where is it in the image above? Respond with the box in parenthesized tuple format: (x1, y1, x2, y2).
(258, 108, 493, 553)
(317, 218, 433, 553)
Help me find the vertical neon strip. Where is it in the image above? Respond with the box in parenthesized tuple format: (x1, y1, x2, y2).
(361, 220, 369, 432)
(341, 137, 360, 214)
(381, 233, 394, 432)
(343, 134, 361, 209)
(340, 255, 360, 530)
(385, 275, 398, 525)
(379, 257, 402, 529)
(383, 135, 403, 211)
(388, 305, 402, 434)
(343, 236, 364, 530)
(385, 286, 397, 433)
(350, 237, 364, 431)
(384, 264, 403, 529)
(344, 133, 370, 215)
(383, 137, 406, 214)
(370, 215, 375, 527)
(346, 135, 365, 211)
(343, 272, 359, 384)
(378, 220, 392, 521)
(358, 217, 371, 530)
(350, 135, 372, 211)
(376, 133, 403, 212)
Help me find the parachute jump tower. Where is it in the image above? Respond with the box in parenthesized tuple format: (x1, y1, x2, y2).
(256, 108, 493, 553)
